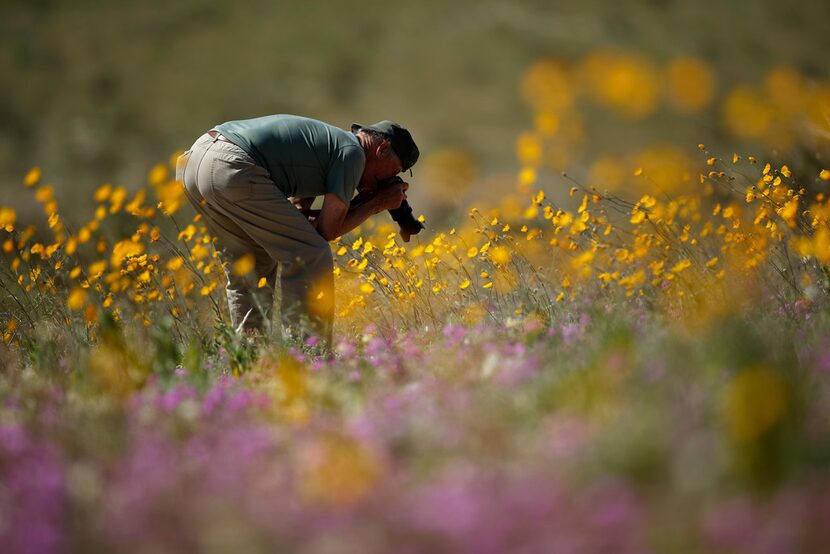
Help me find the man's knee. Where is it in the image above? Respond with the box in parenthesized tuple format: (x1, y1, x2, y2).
(310, 241, 333, 269)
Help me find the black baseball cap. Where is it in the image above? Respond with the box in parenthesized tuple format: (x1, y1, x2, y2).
(351, 120, 420, 173)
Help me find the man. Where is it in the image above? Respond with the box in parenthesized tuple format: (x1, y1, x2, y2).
(176, 114, 419, 346)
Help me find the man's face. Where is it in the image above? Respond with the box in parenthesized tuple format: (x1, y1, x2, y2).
(373, 154, 403, 184)
(359, 138, 403, 191)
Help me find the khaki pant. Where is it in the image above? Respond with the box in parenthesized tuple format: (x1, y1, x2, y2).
(176, 133, 334, 344)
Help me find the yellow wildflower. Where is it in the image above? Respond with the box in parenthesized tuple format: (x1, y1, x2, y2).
(94, 184, 112, 202)
(0, 207, 16, 232)
(489, 246, 511, 266)
(24, 167, 41, 187)
(232, 254, 256, 276)
(178, 225, 196, 241)
(166, 257, 184, 271)
(671, 259, 692, 273)
(67, 288, 87, 310)
(630, 210, 646, 224)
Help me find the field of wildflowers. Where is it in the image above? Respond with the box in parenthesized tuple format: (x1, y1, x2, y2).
(2, 52, 830, 553)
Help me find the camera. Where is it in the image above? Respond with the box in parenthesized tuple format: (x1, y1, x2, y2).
(378, 176, 424, 242)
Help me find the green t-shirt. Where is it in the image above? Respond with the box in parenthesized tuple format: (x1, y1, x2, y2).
(215, 115, 365, 204)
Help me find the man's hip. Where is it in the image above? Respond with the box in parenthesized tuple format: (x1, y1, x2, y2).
(181, 133, 268, 202)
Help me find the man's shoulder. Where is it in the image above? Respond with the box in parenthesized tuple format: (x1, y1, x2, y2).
(338, 141, 365, 166)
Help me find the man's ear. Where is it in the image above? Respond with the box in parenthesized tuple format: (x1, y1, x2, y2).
(376, 140, 392, 159)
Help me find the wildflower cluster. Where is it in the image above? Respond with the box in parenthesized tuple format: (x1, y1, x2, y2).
(330, 153, 830, 336)
(0, 155, 229, 349)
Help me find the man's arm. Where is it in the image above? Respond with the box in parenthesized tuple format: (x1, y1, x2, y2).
(314, 182, 408, 241)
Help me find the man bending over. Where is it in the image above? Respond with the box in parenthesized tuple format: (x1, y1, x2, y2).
(177, 115, 419, 346)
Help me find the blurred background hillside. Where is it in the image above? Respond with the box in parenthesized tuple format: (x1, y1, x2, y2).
(3, 0, 830, 220)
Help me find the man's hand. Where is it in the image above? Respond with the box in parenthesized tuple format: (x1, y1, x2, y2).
(289, 196, 320, 224)
(289, 196, 314, 215)
(312, 180, 414, 242)
(371, 180, 408, 213)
